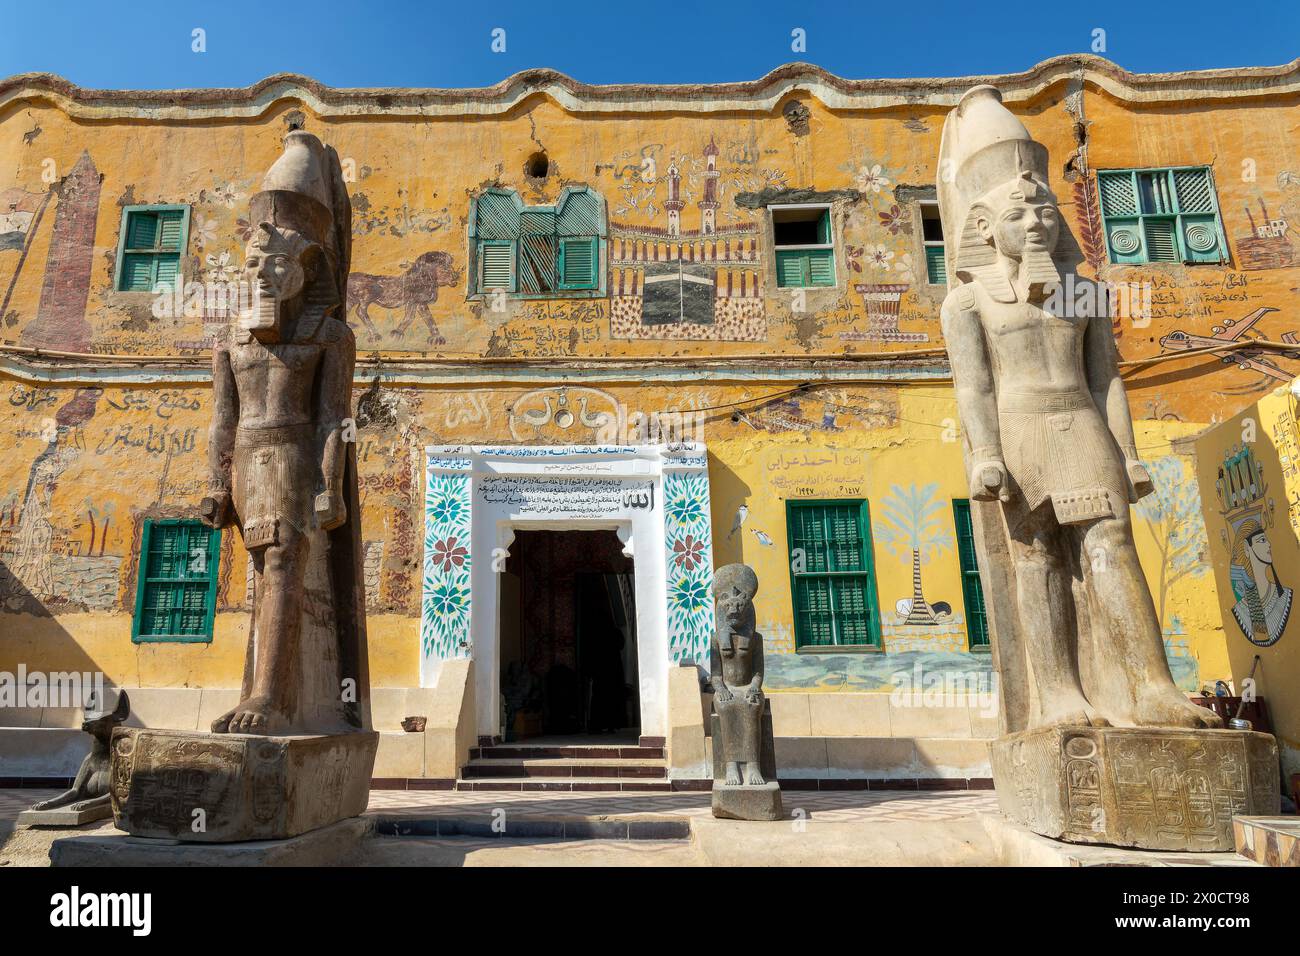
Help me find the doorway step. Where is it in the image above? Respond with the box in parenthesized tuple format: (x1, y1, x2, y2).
(457, 739, 670, 792)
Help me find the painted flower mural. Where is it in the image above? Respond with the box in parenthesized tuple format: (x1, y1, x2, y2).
(431, 535, 468, 574)
(672, 533, 705, 571)
(662, 468, 715, 664)
(856, 164, 891, 194)
(422, 464, 473, 660)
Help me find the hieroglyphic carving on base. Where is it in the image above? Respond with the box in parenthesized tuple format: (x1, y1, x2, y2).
(991, 726, 1279, 851)
(110, 727, 377, 842)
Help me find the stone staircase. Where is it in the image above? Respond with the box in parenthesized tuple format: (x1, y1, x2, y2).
(456, 737, 675, 791)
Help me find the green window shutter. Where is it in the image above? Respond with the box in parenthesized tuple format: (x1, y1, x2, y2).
(786, 499, 880, 648)
(474, 190, 523, 240)
(806, 248, 835, 286)
(1143, 218, 1178, 262)
(1180, 214, 1224, 263)
(120, 254, 155, 292)
(1173, 168, 1214, 213)
(1098, 167, 1223, 265)
(793, 577, 836, 646)
(153, 255, 180, 291)
(157, 210, 185, 250)
(478, 241, 515, 292)
(1097, 172, 1138, 217)
(952, 499, 989, 649)
(816, 209, 831, 244)
(924, 245, 947, 284)
(132, 519, 220, 643)
(116, 205, 189, 291)
(126, 211, 160, 249)
(775, 250, 808, 288)
(558, 237, 598, 289)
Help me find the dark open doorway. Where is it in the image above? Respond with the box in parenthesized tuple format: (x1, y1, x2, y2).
(499, 529, 639, 741)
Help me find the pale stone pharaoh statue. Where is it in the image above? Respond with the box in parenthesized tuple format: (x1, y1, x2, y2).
(710, 564, 767, 786)
(201, 130, 370, 736)
(937, 86, 1219, 732)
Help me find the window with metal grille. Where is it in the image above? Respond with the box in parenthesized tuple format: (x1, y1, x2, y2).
(786, 499, 881, 648)
(132, 519, 220, 643)
(115, 205, 189, 292)
(471, 187, 605, 296)
(951, 499, 990, 649)
(1096, 167, 1225, 265)
(772, 205, 836, 288)
(920, 200, 947, 284)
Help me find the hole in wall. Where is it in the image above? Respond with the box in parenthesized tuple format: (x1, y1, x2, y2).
(525, 151, 550, 180)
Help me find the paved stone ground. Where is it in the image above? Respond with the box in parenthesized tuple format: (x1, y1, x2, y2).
(365, 787, 1000, 822)
(0, 788, 1253, 867)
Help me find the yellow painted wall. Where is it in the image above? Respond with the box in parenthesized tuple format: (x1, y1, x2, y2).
(4, 59, 1297, 703)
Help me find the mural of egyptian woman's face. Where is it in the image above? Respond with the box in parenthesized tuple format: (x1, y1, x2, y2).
(1246, 530, 1274, 564)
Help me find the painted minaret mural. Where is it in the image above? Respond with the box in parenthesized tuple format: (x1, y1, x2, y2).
(665, 163, 684, 237)
(699, 137, 719, 236)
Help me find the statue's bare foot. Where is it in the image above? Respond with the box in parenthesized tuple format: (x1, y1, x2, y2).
(724, 762, 742, 787)
(743, 764, 766, 786)
(211, 696, 287, 735)
(1133, 685, 1223, 729)
(1040, 698, 1110, 730)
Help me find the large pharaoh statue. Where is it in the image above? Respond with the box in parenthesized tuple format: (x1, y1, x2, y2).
(201, 130, 370, 737)
(937, 86, 1220, 734)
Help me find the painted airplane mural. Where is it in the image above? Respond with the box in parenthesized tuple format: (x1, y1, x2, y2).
(1159, 306, 1300, 389)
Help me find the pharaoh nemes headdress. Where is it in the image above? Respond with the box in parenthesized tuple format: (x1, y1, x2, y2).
(248, 129, 352, 309)
(937, 85, 1061, 302)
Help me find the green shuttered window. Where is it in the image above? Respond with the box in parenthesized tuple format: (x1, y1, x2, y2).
(472, 188, 604, 296)
(920, 200, 947, 285)
(786, 499, 881, 648)
(924, 244, 947, 285)
(773, 205, 836, 288)
(115, 205, 189, 292)
(132, 519, 220, 643)
(1097, 167, 1225, 265)
(951, 499, 990, 649)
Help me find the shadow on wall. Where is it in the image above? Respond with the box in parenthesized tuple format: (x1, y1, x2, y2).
(706, 454, 752, 569)
(0, 556, 107, 691)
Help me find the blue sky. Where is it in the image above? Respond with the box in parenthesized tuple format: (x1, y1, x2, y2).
(0, 0, 1296, 89)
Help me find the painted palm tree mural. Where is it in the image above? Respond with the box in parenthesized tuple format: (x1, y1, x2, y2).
(877, 483, 954, 624)
(1134, 455, 1210, 632)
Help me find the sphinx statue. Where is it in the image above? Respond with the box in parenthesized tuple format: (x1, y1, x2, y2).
(937, 86, 1277, 850)
(21, 691, 129, 825)
(709, 564, 782, 820)
(106, 132, 377, 844)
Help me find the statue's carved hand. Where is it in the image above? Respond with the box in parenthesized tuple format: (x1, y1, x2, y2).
(970, 460, 1011, 503)
(315, 490, 346, 531)
(745, 688, 762, 706)
(714, 684, 734, 704)
(199, 489, 232, 529)
(1125, 459, 1154, 502)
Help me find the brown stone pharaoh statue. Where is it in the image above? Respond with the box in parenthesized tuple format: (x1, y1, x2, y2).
(104, 131, 376, 846)
(709, 564, 782, 820)
(937, 87, 1278, 852)
(201, 130, 370, 737)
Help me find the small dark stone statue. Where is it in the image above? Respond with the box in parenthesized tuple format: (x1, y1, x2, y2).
(22, 691, 129, 825)
(709, 564, 783, 820)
